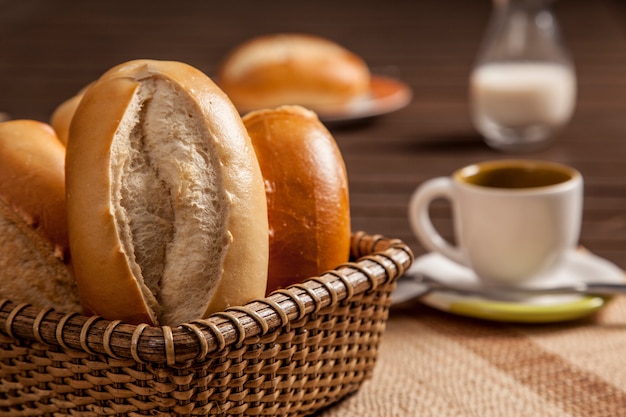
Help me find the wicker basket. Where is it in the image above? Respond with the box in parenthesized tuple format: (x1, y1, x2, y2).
(0, 231, 413, 416)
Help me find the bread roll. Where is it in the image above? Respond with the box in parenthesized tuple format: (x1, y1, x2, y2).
(0, 120, 80, 313)
(242, 106, 351, 294)
(50, 86, 89, 146)
(66, 59, 269, 326)
(218, 34, 370, 113)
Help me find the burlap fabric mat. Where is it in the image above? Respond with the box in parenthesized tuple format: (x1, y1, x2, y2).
(319, 295, 626, 416)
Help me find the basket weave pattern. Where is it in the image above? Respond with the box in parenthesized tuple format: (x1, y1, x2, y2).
(0, 232, 413, 416)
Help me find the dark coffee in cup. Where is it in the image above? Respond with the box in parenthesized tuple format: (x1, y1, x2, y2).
(457, 160, 577, 189)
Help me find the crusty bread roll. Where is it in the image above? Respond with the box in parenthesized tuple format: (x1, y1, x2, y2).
(0, 120, 80, 313)
(66, 59, 269, 326)
(50, 86, 89, 146)
(242, 106, 351, 294)
(218, 34, 371, 113)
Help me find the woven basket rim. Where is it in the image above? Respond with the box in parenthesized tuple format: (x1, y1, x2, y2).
(0, 231, 413, 365)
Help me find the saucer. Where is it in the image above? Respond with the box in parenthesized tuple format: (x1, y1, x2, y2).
(396, 250, 625, 323)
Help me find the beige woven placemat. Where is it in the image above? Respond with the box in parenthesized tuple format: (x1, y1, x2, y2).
(319, 296, 626, 417)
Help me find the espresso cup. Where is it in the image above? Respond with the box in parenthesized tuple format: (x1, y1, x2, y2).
(408, 160, 583, 285)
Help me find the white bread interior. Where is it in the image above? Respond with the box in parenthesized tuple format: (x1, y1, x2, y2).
(0, 203, 80, 312)
(67, 60, 269, 326)
(111, 76, 230, 325)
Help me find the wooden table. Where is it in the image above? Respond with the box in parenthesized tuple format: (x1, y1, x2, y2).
(1, 0, 625, 415)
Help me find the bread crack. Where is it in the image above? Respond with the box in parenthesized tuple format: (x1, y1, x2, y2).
(111, 75, 229, 325)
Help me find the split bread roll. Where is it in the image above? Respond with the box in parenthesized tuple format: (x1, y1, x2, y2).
(66, 59, 269, 326)
(242, 106, 351, 294)
(0, 120, 80, 313)
(218, 34, 371, 113)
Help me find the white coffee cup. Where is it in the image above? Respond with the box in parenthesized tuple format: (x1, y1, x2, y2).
(408, 160, 583, 285)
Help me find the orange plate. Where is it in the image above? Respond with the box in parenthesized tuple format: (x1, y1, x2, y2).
(317, 75, 413, 123)
(233, 75, 413, 124)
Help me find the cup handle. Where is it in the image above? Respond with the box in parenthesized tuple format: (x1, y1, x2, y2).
(408, 177, 465, 266)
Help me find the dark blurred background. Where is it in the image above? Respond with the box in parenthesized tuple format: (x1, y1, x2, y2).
(1, 0, 625, 266)
(4, 0, 623, 121)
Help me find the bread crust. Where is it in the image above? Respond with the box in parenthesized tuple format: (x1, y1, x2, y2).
(0, 120, 69, 259)
(0, 120, 80, 312)
(218, 34, 370, 112)
(242, 106, 351, 294)
(66, 59, 269, 326)
(50, 85, 89, 146)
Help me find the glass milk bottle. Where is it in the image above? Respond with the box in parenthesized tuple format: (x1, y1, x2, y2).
(470, 0, 576, 152)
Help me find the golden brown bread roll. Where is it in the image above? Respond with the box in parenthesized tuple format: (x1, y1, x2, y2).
(242, 106, 351, 294)
(66, 59, 269, 326)
(0, 120, 80, 312)
(50, 85, 89, 146)
(218, 33, 371, 113)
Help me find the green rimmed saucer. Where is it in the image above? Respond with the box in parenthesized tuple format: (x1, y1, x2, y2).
(400, 251, 624, 323)
(423, 291, 607, 323)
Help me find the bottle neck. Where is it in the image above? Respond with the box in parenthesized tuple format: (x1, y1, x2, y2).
(494, 0, 553, 13)
(477, 0, 568, 64)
